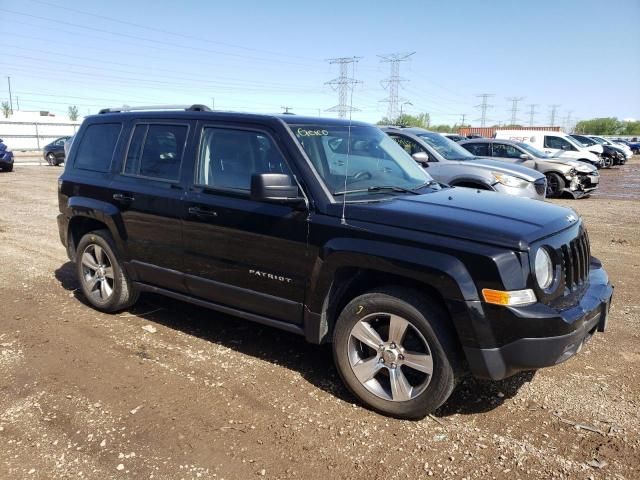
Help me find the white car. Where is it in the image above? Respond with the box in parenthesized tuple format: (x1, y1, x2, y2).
(494, 130, 603, 168)
(589, 136, 633, 159)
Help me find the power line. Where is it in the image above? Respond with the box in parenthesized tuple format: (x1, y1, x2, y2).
(549, 104, 561, 127)
(378, 52, 415, 120)
(506, 96, 524, 125)
(475, 93, 494, 127)
(527, 104, 538, 127)
(325, 57, 362, 119)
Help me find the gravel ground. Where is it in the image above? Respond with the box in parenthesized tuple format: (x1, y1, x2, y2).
(0, 161, 639, 479)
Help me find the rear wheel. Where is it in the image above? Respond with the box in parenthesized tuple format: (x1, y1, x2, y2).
(75, 229, 139, 312)
(545, 172, 564, 198)
(332, 287, 459, 419)
(45, 152, 56, 166)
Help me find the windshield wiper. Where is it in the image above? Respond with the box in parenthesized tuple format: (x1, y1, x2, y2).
(333, 184, 431, 197)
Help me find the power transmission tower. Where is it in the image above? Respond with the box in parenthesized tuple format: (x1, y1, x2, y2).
(527, 104, 538, 127)
(475, 94, 494, 127)
(460, 113, 467, 126)
(506, 96, 524, 125)
(563, 110, 573, 132)
(378, 52, 415, 120)
(325, 56, 362, 118)
(549, 104, 561, 127)
(7, 76, 13, 114)
(281, 106, 293, 114)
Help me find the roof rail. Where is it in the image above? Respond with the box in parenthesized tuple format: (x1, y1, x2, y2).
(98, 104, 211, 114)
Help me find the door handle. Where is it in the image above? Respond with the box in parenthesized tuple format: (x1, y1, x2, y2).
(113, 193, 135, 203)
(188, 206, 218, 218)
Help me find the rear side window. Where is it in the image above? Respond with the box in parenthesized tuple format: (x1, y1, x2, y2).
(124, 124, 188, 181)
(544, 135, 575, 151)
(492, 143, 522, 158)
(463, 143, 489, 156)
(74, 123, 122, 172)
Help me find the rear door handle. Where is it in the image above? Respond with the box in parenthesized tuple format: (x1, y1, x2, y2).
(113, 193, 135, 203)
(188, 206, 218, 218)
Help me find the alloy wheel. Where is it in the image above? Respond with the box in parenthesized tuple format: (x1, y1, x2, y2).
(347, 312, 433, 402)
(46, 153, 56, 165)
(80, 244, 115, 302)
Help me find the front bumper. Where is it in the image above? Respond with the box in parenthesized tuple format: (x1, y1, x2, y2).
(0, 152, 13, 167)
(464, 259, 613, 380)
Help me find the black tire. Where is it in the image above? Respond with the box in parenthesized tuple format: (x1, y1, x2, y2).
(601, 156, 613, 168)
(545, 172, 564, 198)
(332, 286, 460, 419)
(45, 152, 56, 166)
(2, 164, 13, 172)
(75, 229, 139, 312)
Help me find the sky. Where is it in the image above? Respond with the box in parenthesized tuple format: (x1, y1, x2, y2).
(1, 0, 639, 126)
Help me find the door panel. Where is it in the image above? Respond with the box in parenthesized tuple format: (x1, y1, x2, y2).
(110, 121, 193, 292)
(182, 125, 310, 324)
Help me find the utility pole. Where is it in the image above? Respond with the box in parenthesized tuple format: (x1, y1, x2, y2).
(378, 52, 415, 121)
(281, 106, 293, 114)
(325, 56, 362, 119)
(7, 76, 14, 114)
(527, 104, 538, 127)
(211, 97, 215, 110)
(399, 101, 412, 117)
(16, 96, 20, 111)
(475, 93, 494, 127)
(549, 104, 561, 127)
(506, 96, 524, 126)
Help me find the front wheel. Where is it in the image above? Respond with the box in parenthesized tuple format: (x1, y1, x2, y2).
(332, 287, 459, 419)
(75, 229, 139, 312)
(45, 152, 56, 166)
(545, 172, 565, 198)
(602, 156, 613, 168)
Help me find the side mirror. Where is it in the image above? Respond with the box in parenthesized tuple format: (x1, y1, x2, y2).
(520, 154, 532, 160)
(250, 173, 304, 205)
(412, 151, 430, 167)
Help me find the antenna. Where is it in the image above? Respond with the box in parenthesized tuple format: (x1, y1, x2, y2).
(340, 61, 358, 226)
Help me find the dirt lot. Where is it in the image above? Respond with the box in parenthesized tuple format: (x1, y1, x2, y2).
(1, 162, 639, 479)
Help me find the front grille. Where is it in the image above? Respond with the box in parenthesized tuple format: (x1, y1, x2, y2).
(534, 178, 547, 195)
(561, 229, 591, 291)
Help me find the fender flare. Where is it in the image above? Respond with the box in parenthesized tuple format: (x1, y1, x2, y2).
(65, 196, 127, 255)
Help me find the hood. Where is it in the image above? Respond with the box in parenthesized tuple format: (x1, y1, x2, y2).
(543, 157, 596, 172)
(341, 187, 578, 250)
(465, 158, 542, 181)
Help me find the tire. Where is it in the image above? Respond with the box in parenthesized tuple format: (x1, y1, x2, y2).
(545, 172, 564, 198)
(601, 156, 613, 168)
(45, 152, 56, 166)
(332, 286, 459, 419)
(75, 229, 139, 312)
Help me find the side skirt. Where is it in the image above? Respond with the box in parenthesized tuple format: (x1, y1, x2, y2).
(133, 282, 306, 336)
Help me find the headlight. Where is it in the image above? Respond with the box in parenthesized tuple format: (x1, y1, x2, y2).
(568, 168, 577, 176)
(535, 248, 554, 290)
(575, 166, 592, 173)
(492, 172, 529, 188)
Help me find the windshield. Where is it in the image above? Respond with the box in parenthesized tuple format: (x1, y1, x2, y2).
(415, 132, 475, 160)
(589, 136, 606, 145)
(291, 124, 434, 199)
(517, 142, 550, 158)
(570, 135, 596, 146)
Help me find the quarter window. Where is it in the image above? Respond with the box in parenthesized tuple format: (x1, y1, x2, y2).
(197, 128, 292, 191)
(124, 124, 188, 181)
(74, 123, 122, 172)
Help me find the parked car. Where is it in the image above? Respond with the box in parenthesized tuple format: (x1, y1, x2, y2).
(569, 134, 624, 167)
(0, 138, 14, 172)
(442, 133, 467, 143)
(43, 136, 72, 166)
(459, 139, 599, 199)
(494, 130, 603, 168)
(57, 105, 613, 419)
(587, 136, 633, 160)
(382, 127, 547, 200)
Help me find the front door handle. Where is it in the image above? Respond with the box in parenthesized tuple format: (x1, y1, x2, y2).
(188, 206, 218, 218)
(113, 193, 135, 203)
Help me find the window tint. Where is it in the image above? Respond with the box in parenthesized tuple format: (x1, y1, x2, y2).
(197, 128, 292, 191)
(544, 135, 575, 151)
(462, 143, 489, 156)
(74, 123, 121, 172)
(492, 143, 522, 158)
(123, 124, 187, 181)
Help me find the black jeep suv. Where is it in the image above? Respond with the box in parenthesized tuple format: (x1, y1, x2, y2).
(57, 105, 613, 419)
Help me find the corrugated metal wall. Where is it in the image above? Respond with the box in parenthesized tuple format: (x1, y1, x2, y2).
(458, 126, 562, 137)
